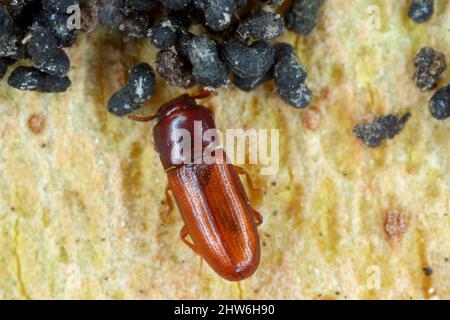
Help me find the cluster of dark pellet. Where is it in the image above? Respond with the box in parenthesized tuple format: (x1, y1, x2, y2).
(353, 113, 412, 148)
(1, 1, 325, 115)
(355, 0, 446, 148)
(411, 47, 449, 121)
(100, 0, 324, 116)
(0, 0, 81, 92)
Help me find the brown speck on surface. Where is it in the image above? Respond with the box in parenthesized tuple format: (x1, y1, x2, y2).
(384, 209, 410, 245)
(422, 267, 433, 277)
(303, 108, 322, 130)
(28, 114, 46, 134)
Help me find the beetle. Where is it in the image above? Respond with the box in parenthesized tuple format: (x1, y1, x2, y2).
(128, 91, 263, 281)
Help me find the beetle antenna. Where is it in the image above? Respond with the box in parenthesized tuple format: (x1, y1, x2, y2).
(191, 87, 214, 100)
(128, 114, 157, 122)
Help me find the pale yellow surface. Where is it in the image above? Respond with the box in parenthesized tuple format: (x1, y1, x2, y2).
(0, 1, 449, 299)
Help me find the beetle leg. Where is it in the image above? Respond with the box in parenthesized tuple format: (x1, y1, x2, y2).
(180, 225, 200, 256)
(253, 209, 263, 227)
(234, 166, 259, 192)
(165, 186, 174, 210)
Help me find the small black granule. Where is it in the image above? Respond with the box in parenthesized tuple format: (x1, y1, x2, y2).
(232, 70, 272, 92)
(4, 0, 28, 17)
(0, 4, 19, 58)
(36, 11, 78, 47)
(98, 0, 125, 28)
(192, 0, 206, 9)
(125, 0, 159, 12)
(0, 58, 7, 80)
(175, 30, 194, 60)
(260, 0, 283, 7)
(422, 267, 433, 276)
(108, 87, 142, 116)
(274, 55, 307, 91)
(195, 0, 237, 32)
(0, 33, 19, 58)
(127, 63, 157, 104)
(158, 0, 190, 10)
(156, 50, 194, 89)
(27, 23, 71, 77)
(147, 17, 182, 49)
(353, 113, 412, 148)
(413, 47, 446, 92)
(237, 9, 285, 41)
(408, 0, 434, 24)
(118, 11, 152, 38)
(0, 4, 14, 33)
(429, 84, 450, 120)
(278, 84, 312, 109)
(187, 35, 229, 88)
(274, 42, 295, 62)
(222, 40, 274, 79)
(286, 0, 325, 36)
(8, 66, 71, 92)
(42, 0, 81, 13)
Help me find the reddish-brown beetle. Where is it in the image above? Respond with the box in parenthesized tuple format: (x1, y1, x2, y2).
(129, 92, 263, 281)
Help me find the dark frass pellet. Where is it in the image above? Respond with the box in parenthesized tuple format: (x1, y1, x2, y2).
(158, 0, 190, 10)
(0, 58, 7, 80)
(27, 23, 71, 77)
(187, 35, 228, 88)
(118, 11, 152, 38)
(286, 0, 325, 35)
(108, 87, 142, 116)
(260, 0, 283, 7)
(125, 0, 159, 12)
(8, 66, 71, 92)
(274, 55, 307, 91)
(156, 50, 194, 89)
(353, 113, 412, 148)
(98, 0, 125, 28)
(0, 4, 14, 33)
(127, 63, 157, 104)
(413, 47, 446, 92)
(223, 40, 274, 79)
(147, 16, 183, 50)
(408, 0, 434, 24)
(195, 0, 238, 32)
(232, 70, 272, 92)
(274, 42, 295, 62)
(0, 4, 19, 58)
(35, 11, 78, 47)
(422, 267, 433, 276)
(237, 9, 285, 41)
(0, 34, 19, 58)
(42, 0, 81, 13)
(278, 84, 312, 109)
(175, 30, 194, 60)
(429, 84, 450, 120)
